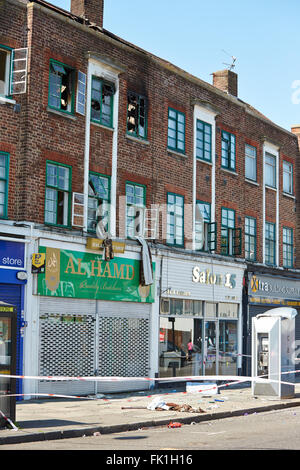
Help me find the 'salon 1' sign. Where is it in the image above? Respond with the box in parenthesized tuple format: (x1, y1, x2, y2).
(192, 266, 236, 289)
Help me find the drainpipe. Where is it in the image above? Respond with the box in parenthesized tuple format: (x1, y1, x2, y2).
(83, 59, 92, 232)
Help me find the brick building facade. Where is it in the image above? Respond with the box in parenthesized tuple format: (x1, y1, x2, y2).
(1, 0, 300, 396)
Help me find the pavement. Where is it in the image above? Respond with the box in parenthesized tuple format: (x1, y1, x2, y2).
(1, 382, 300, 445)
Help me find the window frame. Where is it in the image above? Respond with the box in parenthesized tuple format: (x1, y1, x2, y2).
(167, 192, 184, 247)
(126, 91, 148, 140)
(91, 76, 114, 128)
(0, 44, 13, 98)
(167, 107, 186, 154)
(283, 226, 293, 268)
(245, 216, 257, 261)
(125, 181, 146, 238)
(221, 130, 236, 171)
(44, 161, 72, 228)
(196, 120, 212, 162)
(265, 221, 276, 266)
(195, 200, 211, 251)
(282, 161, 293, 195)
(0, 152, 9, 219)
(48, 59, 75, 115)
(265, 152, 276, 188)
(245, 143, 257, 181)
(88, 172, 111, 233)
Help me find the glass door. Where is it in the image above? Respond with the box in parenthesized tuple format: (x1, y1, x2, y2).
(204, 321, 217, 375)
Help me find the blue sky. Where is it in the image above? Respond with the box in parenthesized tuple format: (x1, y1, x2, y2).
(48, 0, 300, 132)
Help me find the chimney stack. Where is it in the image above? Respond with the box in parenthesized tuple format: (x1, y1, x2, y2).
(71, 0, 104, 27)
(212, 69, 238, 97)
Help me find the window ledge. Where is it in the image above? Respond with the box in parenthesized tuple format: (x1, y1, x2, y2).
(282, 192, 295, 200)
(245, 178, 259, 186)
(220, 167, 238, 176)
(0, 96, 16, 105)
(196, 158, 212, 166)
(265, 184, 277, 191)
(91, 121, 114, 131)
(126, 134, 150, 145)
(47, 106, 77, 120)
(168, 149, 188, 158)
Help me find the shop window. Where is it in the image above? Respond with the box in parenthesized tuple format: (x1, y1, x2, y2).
(196, 120, 212, 162)
(167, 193, 184, 247)
(88, 173, 110, 233)
(245, 216, 256, 261)
(221, 208, 241, 256)
(167, 107, 185, 153)
(126, 182, 146, 238)
(265, 152, 276, 188)
(127, 92, 147, 139)
(265, 222, 276, 265)
(245, 144, 257, 181)
(48, 60, 75, 114)
(0, 152, 9, 218)
(219, 320, 238, 375)
(283, 227, 293, 268)
(45, 161, 71, 227)
(221, 130, 236, 171)
(91, 76, 114, 127)
(283, 161, 293, 195)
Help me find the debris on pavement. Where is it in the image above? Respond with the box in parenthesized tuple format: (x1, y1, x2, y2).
(168, 422, 182, 428)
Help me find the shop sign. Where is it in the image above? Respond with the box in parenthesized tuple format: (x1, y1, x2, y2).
(0, 240, 25, 269)
(249, 273, 300, 304)
(192, 266, 236, 289)
(32, 253, 46, 273)
(37, 246, 155, 303)
(86, 237, 125, 253)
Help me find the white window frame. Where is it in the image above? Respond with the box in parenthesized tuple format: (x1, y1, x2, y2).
(283, 161, 293, 195)
(265, 152, 276, 188)
(245, 144, 257, 181)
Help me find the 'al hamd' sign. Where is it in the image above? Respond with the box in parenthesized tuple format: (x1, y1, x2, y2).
(37, 246, 155, 303)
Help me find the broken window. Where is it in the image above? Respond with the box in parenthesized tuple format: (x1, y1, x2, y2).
(88, 173, 110, 232)
(127, 92, 147, 139)
(49, 60, 74, 113)
(0, 46, 12, 97)
(45, 162, 71, 226)
(91, 77, 114, 127)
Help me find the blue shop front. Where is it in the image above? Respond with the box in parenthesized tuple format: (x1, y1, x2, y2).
(0, 239, 28, 398)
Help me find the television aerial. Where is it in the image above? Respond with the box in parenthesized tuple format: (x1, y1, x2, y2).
(221, 49, 237, 71)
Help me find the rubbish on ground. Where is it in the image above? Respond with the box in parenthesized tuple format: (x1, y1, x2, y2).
(121, 406, 147, 410)
(147, 396, 169, 410)
(165, 402, 205, 413)
(214, 399, 224, 402)
(207, 404, 219, 409)
(186, 382, 218, 395)
(168, 422, 182, 428)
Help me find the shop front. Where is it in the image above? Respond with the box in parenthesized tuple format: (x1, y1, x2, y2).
(159, 254, 246, 379)
(35, 242, 156, 395)
(243, 268, 300, 377)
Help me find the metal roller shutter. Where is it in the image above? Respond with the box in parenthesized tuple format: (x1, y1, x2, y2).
(96, 301, 151, 393)
(38, 297, 97, 396)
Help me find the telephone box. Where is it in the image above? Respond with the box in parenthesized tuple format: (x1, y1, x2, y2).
(252, 307, 297, 398)
(0, 301, 17, 427)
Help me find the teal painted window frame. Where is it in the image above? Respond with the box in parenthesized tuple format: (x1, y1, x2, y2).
(245, 216, 257, 261)
(221, 130, 236, 171)
(265, 152, 276, 188)
(167, 192, 184, 247)
(0, 152, 9, 218)
(283, 226, 293, 268)
(221, 207, 235, 255)
(196, 120, 212, 162)
(48, 59, 75, 115)
(0, 44, 13, 98)
(195, 200, 211, 251)
(126, 91, 148, 140)
(265, 221, 276, 266)
(125, 181, 146, 238)
(44, 161, 72, 228)
(245, 144, 257, 181)
(167, 107, 185, 154)
(283, 161, 293, 195)
(88, 172, 111, 233)
(91, 76, 114, 128)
